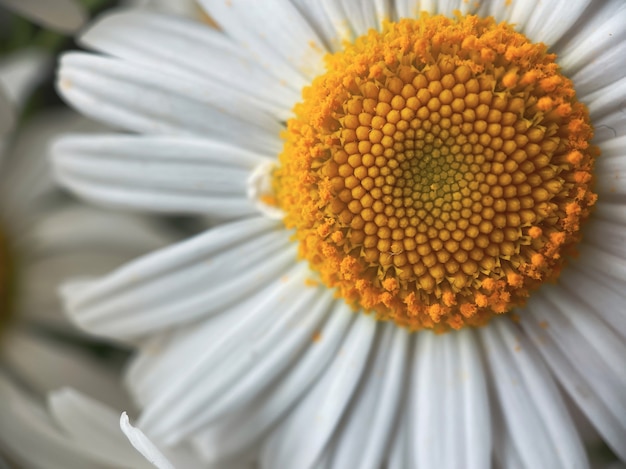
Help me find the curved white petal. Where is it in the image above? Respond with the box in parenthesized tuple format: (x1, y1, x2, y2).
(47, 389, 154, 468)
(557, 0, 626, 97)
(512, 0, 593, 47)
(409, 329, 491, 469)
(559, 262, 626, 340)
(1, 329, 130, 410)
(134, 264, 331, 442)
(325, 323, 409, 469)
(120, 413, 174, 469)
(188, 301, 356, 465)
(198, 0, 326, 85)
(52, 134, 267, 218)
(480, 318, 589, 468)
(0, 0, 86, 33)
(521, 290, 626, 460)
(16, 203, 177, 328)
(0, 376, 107, 469)
(61, 217, 291, 340)
(78, 10, 298, 119)
(0, 85, 14, 136)
(57, 53, 283, 154)
(393, 0, 473, 20)
(261, 313, 377, 469)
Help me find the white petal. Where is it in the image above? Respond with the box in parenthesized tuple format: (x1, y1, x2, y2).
(15, 203, 177, 329)
(557, 1, 626, 97)
(47, 389, 153, 468)
(198, 0, 326, 85)
(0, 376, 104, 469)
(261, 313, 377, 469)
(584, 218, 626, 260)
(393, 0, 473, 20)
(52, 134, 267, 218)
(0, 85, 14, 135)
(79, 10, 298, 119)
(513, 0, 592, 46)
(325, 323, 409, 469)
(57, 53, 283, 154)
(135, 264, 331, 442)
(120, 413, 175, 469)
(1, 329, 130, 410)
(409, 329, 491, 469)
(0, 48, 50, 135)
(188, 301, 356, 465)
(586, 76, 626, 127)
(559, 261, 626, 340)
(521, 291, 626, 460)
(480, 318, 589, 468)
(386, 394, 411, 469)
(61, 217, 291, 340)
(0, 0, 86, 32)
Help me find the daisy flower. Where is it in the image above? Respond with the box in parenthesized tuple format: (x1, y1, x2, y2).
(53, 1, 625, 467)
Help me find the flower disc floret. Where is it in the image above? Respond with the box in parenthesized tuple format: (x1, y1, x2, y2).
(273, 13, 597, 332)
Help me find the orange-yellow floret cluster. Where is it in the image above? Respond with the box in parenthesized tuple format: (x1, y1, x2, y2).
(273, 13, 597, 332)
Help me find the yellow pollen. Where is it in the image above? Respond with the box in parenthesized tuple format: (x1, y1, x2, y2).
(273, 13, 597, 332)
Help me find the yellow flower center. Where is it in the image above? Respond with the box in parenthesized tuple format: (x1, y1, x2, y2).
(273, 13, 597, 332)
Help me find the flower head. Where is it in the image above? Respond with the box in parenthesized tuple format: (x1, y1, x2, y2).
(53, 1, 626, 467)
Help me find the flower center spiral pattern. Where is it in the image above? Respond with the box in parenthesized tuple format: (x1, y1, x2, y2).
(273, 14, 597, 332)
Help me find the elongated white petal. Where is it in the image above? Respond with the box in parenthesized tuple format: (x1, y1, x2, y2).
(198, 0, 326, 86)
(0, 0, 86, 32)
(559, 262, 626, 340)
(16, 203, 176, 328)
(480, 318, 589, 468)
(409, 329, 491, 469)
(61, 217, 291, 340)
(0, 376, 106, 469)
(325, 323, 409, 469)
(135, 264, 329, 440)
(394, 0, 473, 20)
(52, 134, 267, 217)
(48, 389, 153, 468)
(188, 300, 356, 465)
(0, 85, 14, 135)
(1, 329, 130, 410)
(514, 0, 592, 46)
(261, 313, 377, 469)
(557, 1, 626, 97)
(521, 291, 626, 460)
(79, 10, 298, 119)
(120, 413, 174, 469)
(57, 53, 283, 154)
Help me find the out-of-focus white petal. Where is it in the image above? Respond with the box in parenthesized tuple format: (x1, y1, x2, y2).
(48, 389, 153, 468)
(0, 0, 86, 32)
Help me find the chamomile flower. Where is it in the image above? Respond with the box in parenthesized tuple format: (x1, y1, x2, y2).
(53, 1, 626, 467)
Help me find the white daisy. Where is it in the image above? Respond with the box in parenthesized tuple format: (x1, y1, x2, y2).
(53, 1, 626, 468)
